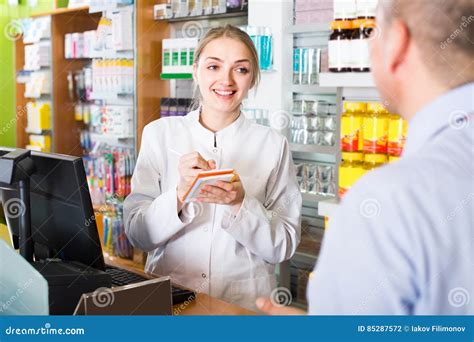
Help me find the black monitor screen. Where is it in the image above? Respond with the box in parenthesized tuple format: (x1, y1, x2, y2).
(0, 147, 105, 270)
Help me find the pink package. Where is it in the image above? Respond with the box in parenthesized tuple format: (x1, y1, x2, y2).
(320, 47, 329, 73)
(295, 0, 333, 12)
(295, 9, 333, 24)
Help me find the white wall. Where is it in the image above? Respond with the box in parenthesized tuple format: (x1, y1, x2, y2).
(246, 0, 293, 134)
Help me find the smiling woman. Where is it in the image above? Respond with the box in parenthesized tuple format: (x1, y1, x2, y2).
(191, 25, 260, 131)
(123, 24, 302, 311)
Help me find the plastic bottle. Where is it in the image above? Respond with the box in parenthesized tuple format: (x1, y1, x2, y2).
(363, 153, 387, 172)
(387, 114, 407, 157)
(341, 101, 366, 152)
(388, 156, 400, 163)
(339, 152, 366, 196)
(247, 26, 259, 59)
(300, 47, 309, 84)
(293, 48, 302, 84)
(259, 27, 272, 71)
(363, 102, 389, 154)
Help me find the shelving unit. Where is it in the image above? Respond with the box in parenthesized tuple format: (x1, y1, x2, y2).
(15, 7, 101, 156)
(14, 39, 29, 150)
(290, 143, 337, 155)
(319, 72, 376, 88)
(50, 8, 101, 156)
(15, 15, 54, 153)
(88, 2, 131, 14)
(161, 10, 247, 23)
(318, 197, 340, 218)
(279, 6, 389, 310)
(301, 192, 334, 203)
(281, 13, 337, 293)
(290, 84, 336, 95)
(283, 22, 331, 34)
(135, 0, 170, 150)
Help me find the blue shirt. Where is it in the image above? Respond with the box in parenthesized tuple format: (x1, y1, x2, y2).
(307, 83, 474, 315)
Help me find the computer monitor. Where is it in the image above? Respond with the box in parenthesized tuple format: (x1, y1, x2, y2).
(0, 147, 105, 271)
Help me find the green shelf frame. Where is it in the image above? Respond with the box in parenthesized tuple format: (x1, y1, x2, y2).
(160, 73, 193, 80)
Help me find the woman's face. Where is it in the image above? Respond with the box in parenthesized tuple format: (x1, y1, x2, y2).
(194, 37, 254, 116)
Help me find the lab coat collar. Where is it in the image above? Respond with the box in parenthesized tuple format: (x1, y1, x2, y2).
(186, 108, 248, 147)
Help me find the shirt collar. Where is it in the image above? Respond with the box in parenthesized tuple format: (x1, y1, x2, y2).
(403, 82, 474, 157)
(186, 108, 247, 146)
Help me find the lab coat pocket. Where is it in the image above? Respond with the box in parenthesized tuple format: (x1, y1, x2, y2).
(228, 273, 277, 311)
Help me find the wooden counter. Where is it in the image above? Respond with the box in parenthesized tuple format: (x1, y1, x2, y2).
(104, 254, 256, 316)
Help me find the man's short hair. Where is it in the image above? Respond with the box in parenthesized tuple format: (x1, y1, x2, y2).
(380, 0, 473, 87)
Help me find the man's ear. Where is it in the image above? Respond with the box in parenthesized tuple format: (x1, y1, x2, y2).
(385, 19, 410, 74)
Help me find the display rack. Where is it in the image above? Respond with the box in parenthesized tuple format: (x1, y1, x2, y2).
(160, 11, 247, 23)
(277, 8, 336, 309)
(290, 143, 337, 154)
(319, 72, 376, 88)
(15, 8, 101, 155)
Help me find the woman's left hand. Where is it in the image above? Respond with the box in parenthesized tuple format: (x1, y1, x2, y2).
(195, 174, 245, 213)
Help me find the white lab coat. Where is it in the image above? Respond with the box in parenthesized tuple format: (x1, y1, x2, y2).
(124, 109, 302, 310)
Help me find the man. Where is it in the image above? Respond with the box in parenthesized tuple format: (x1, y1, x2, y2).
(258, 0, 473, 314)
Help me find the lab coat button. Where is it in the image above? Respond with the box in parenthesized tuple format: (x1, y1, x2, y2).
(212, 148, 218, 153)
(203, 227, 208, 232)
(201, 273, 207, 278)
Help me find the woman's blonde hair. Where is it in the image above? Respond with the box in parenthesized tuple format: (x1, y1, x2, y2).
(191, 24, 260, 110)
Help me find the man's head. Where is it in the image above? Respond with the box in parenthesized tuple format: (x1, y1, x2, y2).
(369, 0, 473, 119)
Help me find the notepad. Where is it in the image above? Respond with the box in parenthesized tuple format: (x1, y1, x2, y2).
(181, 169, 237, 203)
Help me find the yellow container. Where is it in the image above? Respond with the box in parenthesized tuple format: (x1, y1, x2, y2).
(38, 103, 51, 130)
(389, 156, 400, 163)
(29, 134, 51, 152)
(388, 114, 407, 157)
(341, 102, 366, 152)
(339, 152, 366, 196)
(363, 153, 388, 172)
(363, 102, 389, 154)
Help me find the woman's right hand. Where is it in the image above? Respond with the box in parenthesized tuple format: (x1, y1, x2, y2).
(177, 151, 216, 204)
